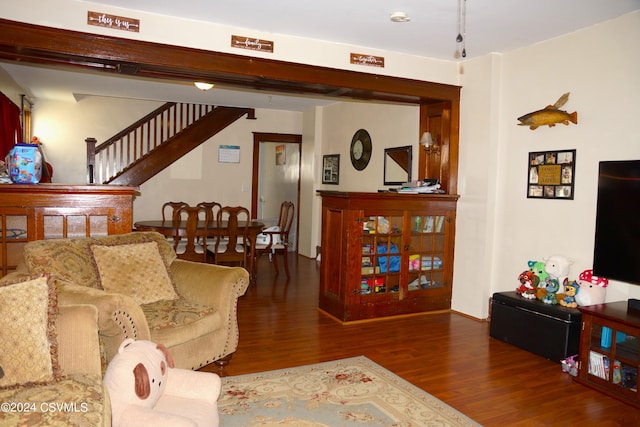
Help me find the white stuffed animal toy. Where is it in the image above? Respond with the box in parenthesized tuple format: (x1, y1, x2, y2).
(543, 254, 574, 294)
(104, 339, 222, 427)
(575, 269, 609, 306)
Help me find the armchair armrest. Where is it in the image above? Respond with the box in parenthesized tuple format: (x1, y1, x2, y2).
(170, 260, 249, 308)
(170, 260, 249, 355)
(56, 281, 151, 362)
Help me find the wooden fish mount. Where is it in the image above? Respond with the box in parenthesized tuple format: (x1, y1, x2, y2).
(517, 92, 578, 130)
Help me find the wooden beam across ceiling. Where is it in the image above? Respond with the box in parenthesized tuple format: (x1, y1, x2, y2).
(0, 18, 460, 106)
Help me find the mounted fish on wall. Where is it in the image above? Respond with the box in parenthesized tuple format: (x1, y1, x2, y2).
(518, 93, 578, 130)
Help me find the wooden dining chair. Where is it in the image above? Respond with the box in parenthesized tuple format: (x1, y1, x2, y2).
(254, 201, 295, 278)
(174, 205, 211, 263)
(196, 201, 221, 224)
(162, 201, 189, 249)
(209, 206, 250, 268)
(162, 201, 188, 223)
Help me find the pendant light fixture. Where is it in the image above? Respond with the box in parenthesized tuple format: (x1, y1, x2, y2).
(456, 0, 467, 58)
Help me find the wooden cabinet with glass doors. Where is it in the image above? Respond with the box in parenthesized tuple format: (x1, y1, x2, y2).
(318, 191, 458, 322)
(0, 184, 137, 278)
(576, 301, 640, 408)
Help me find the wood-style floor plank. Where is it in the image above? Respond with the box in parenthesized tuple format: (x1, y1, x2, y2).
(201, 254, 640, 426)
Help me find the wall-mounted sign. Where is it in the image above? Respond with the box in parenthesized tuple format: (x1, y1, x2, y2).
(88, 11, 140, 32)
(350, 53, 385, 68)
(231, 35, 274, 53)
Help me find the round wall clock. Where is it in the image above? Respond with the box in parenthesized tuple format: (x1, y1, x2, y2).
(350, 129, 372, 171)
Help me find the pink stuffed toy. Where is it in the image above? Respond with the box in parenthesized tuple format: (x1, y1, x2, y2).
(104, 339, 221, 427)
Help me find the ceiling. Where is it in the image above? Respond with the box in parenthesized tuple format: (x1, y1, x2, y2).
(2, 0, 638, 111)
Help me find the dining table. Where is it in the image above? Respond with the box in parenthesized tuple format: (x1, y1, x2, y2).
(134, 218, 265, 284)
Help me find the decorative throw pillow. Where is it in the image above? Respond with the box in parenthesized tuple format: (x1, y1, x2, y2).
(0, 275, 59, 389)
(90, 241, 178, 305)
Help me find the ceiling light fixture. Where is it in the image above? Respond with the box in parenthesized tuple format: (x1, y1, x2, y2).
(194, 82, 214, 91)
(456, 0, 467, 58)
(390, 12, 411, 23)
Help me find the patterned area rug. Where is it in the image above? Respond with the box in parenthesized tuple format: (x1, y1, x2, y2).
(218, 356, 481, 427)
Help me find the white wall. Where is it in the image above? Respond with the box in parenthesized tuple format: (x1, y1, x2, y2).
(32, 96, 163, 183)
(453, 12, 640, 318)
(318, 102, 419, 192)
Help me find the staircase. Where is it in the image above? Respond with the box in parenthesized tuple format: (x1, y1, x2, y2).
(86, 102, 255, 186)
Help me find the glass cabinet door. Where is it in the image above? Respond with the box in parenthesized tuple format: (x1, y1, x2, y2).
(588, 323, 639, 394)
(0, 211, 29, 278)
(407, 215, 445, 293)
(360, 214, 403, 296)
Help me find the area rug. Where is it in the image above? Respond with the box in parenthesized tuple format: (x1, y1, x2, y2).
(218, 356, 481, 427)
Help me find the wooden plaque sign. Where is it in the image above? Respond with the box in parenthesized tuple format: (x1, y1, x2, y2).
(350, 53, 385, 68)
(88, 11, 140, 32)
(231, 35, 274, 53)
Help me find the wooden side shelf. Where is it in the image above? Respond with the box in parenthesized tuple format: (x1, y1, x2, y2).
(0, 184, 137, 277)
(577, 301, 640, 408)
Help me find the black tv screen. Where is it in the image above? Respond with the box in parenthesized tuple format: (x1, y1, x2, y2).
(593, 160, 640, 285)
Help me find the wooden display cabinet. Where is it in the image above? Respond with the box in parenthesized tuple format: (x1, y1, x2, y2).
(0, 184, 137, 278)
(576, 301, 640, 408)
(318, 191, 458, 322)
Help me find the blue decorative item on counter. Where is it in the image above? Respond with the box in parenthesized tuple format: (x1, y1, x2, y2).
(8, 143, 42, 184)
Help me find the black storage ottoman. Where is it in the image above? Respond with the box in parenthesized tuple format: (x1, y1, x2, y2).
(489, 291, 582, 362)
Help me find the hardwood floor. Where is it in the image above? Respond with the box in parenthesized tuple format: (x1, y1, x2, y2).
(201, 254, 640, 426)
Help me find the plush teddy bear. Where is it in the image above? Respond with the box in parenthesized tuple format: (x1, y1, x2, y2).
(103, 339, 222, 427)
(575, 269, 609, 306)
(537, 254, 573, 300)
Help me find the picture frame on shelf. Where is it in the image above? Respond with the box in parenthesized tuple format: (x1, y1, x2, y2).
(322, 154, 340, 185)
(527, 149, 576, 200)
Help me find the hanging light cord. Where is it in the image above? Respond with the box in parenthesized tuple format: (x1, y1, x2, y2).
(456, 0, 467, 58)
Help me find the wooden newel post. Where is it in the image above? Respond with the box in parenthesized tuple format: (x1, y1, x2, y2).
(85, 137, 96, 184)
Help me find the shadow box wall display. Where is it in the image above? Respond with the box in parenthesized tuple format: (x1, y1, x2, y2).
(527, 149, 576, 199)
(322, 154, 340, 185)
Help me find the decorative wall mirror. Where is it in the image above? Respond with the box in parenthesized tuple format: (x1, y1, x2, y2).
(384, 145, 412, 185)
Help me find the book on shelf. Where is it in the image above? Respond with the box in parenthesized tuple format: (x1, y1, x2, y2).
(588, 351, 609, 380)
(361, 266, 380, 275)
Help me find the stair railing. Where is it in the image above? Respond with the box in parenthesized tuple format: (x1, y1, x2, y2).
(86, 102, 215, 184)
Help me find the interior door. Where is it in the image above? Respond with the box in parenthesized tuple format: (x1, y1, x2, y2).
(251, 133, 301, 252)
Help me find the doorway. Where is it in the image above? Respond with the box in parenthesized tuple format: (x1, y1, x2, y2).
(251, 132, 302, 252)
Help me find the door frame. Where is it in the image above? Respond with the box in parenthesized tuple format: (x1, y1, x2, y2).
(251, 132, 302, 252)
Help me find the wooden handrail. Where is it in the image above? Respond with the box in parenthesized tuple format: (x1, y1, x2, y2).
(86, 102, 217, 184)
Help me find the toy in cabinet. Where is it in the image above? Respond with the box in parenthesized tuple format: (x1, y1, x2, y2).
(317, 191, 458, 322)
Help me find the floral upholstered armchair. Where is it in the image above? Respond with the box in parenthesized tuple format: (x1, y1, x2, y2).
(0, 274, 111, 426)
(7, 231, 249, 370)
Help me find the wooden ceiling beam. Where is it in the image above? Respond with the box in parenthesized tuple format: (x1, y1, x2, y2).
(0, 18, 460, 105)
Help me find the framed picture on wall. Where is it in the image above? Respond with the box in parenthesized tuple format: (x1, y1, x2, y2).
(322, 154, 340, 185)
(275, 144, 286, 165)
(527, 149, 576, 199)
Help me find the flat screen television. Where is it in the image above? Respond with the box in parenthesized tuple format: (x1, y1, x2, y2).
(593, 160, 640, 285)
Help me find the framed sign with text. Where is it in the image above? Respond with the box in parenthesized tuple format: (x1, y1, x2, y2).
(527, 149, 576, 199)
